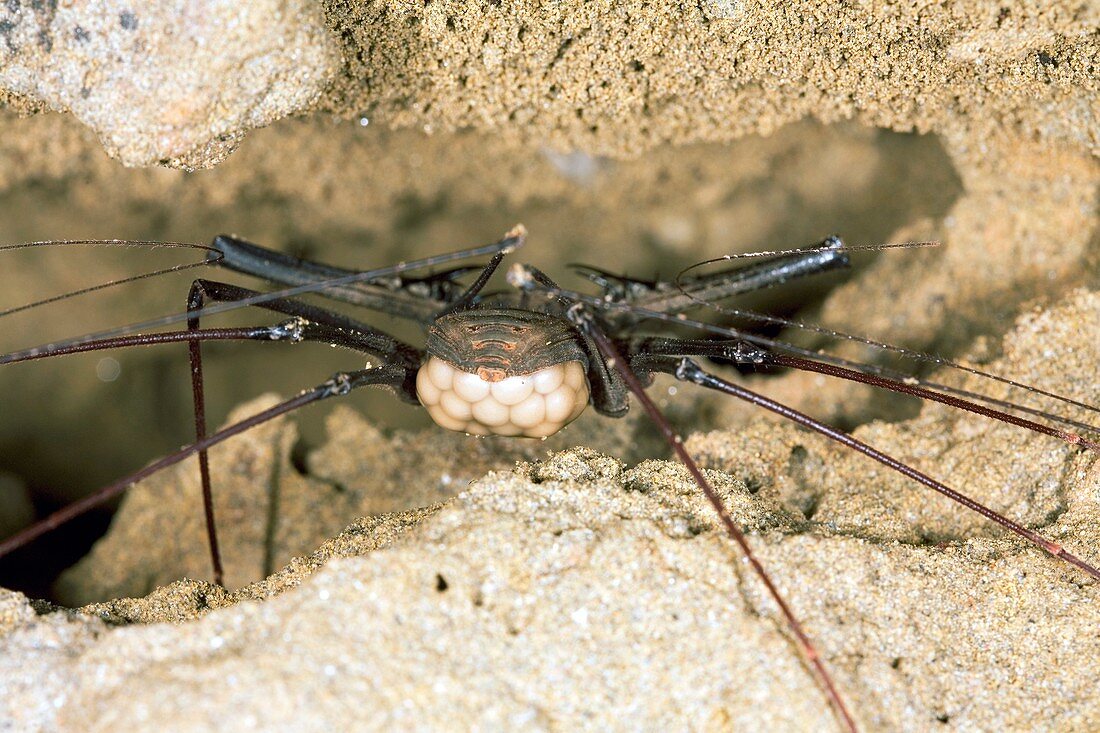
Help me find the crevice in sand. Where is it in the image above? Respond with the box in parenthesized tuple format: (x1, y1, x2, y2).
(261, 437, 285, 579)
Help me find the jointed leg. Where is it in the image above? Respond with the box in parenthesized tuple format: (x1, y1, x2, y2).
(566, 306, 859, 733)
(188, 279, 423, 369)
(185, 279, 425, 585)
(626, 337, 768, 376)
(652, 355, 1100, 580)
(627, 340, 1099, 453)
(575, 237, 849, 325)
(768, 353, 1100, 452)
(187, 285, 223, 586)
(0, 366, 412, 560)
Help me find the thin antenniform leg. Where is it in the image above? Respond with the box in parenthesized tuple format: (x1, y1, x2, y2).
(669, 357, 1100, 581)
(1, 325, 303, 364)
(185, 279, 424, 371)
(1, 265, 426, 584)
(182, 270, 429, 587)
(0, 366, 411, 560)
(0, 275, 426, 563)
(770, 353, 1100, 452)
(627, 337, 1099, 452)
(567, 306, 859, 733)
(187, 282, 225, 588)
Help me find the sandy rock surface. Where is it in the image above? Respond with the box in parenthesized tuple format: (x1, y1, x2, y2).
(324, 1, 1099, 161)
(0, 0, 339, 167)
(1, 1, 1096, 167)
(1, 290, 1097, 732)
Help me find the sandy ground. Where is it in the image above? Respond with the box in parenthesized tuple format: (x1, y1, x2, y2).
(1, 289, 1098, 731)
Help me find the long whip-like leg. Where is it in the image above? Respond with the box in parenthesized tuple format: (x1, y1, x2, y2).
(1, 325, 300, 364)
(0, 283, 425, 563)
(0, 366, 410, 560)
(670, 357, 1100, 581)
(769, 353, 1100, 451)
(568, 307, 859, 733)
(187, 283, 224, 587)
(175, 275, 432, 585)
(627, 337, 1099, 452)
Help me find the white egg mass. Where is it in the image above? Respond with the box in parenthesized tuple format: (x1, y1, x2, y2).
(416, 356, 589, 438)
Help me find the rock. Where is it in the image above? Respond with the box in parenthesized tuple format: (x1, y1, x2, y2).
(0, 0, 340, 168)
(2, 3, 1095, 172)
(324, 1, 1099, 158)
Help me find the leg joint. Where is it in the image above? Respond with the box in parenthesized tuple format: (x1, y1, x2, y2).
(675, 357, 707, 384)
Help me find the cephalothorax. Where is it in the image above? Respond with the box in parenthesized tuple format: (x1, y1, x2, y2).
(1, 227, 1098, 732)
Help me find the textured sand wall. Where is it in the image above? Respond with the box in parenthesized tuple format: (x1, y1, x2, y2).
(3, 1, 1096, 163)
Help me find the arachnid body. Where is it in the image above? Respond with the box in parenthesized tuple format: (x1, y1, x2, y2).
(1, 228, 1098, 731)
